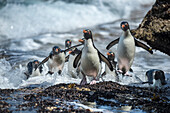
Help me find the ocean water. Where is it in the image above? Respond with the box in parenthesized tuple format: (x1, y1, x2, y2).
(0, 0, 169, 112)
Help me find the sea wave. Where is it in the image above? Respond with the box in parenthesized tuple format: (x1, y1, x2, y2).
(0, 0, 155, 39)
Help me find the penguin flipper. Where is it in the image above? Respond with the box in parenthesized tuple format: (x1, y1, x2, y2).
(27, 62, 33, 75)
(64, 43, 83, 52)
(98, 52, 114, 71)
(65, 55, 69, 62)
(73, 51, 82, 68)
(35, 56, 50, 71)
(39, 65, 43, 73)
(135, 39, 153, 54)
(106, 38, 119, 50)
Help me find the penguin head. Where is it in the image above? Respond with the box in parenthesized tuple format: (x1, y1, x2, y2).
(65, 39, 72, 49)
(107, 52, 115, 61)
(52, 46, 61, 55)
(154, 70, 167, 85)
(83, 29, 92, 40)
(32, 60, 39, 69)
(120, 21, 130, 31)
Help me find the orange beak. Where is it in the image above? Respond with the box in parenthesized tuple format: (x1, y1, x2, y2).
(83, 30, 87, 33)
(122, 24, 125, 28)
(107, 52, 110, 56)
(56, 48, 58, 52)
(79, 39, 84, 43)
(35, 61, 38, 64)
(69, 51, 72, 54)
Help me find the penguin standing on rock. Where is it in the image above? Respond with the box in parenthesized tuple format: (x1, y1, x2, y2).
(143, 69, 167, 89)
(24, 60, 43, 79)
(106, 21, 153, 76)
(101, 52, 119, 82)
(73, 29, 113, 85)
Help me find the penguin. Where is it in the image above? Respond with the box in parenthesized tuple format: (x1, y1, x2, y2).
(24, 60, 43, 79)
(73, 29, 113, 85)
(65, 39, 72, 49)
(36, 46, 66, 75)
(35, 42, 83, 75)
(101, 52, 119, 82)
(67, 48, 81, 78)
(65, 39, 84, 62)
(106, 21, 153, 76)
(143, 69, 167, 88)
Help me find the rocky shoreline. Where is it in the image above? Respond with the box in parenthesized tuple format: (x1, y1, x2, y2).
(131, 0, 170, 56)
(0, 81, 169, 112)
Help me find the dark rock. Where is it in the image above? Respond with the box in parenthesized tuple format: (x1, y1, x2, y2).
(0, 81, 169, 112)
(131, 0, 170, 55)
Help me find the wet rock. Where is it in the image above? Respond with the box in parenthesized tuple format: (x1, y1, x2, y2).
(131, 0, 170, 55)
(0, 81, 169, 112)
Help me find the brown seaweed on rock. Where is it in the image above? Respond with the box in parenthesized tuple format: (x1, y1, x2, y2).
(0, 82, 169, 112)
(131, 0, 170, 55)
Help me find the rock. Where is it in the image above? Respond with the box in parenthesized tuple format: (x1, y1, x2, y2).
(131, 0, 170, 55)
(0, 81, 169, 112)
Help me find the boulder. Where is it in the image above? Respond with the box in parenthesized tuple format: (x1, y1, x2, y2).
(131, 0, 170, 55)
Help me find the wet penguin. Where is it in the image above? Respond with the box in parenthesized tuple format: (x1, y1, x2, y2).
(24, 60, 43, 79)
(67, 48, 81, 78)
(101, 52, 119, 82)
(143, 69, 167, 88)
(73, 29, 113, 85)
(106, 21, 153, 76)
(36, 46, 66, 75)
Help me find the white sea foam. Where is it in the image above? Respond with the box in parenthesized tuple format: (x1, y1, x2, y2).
(0, 0, 155, 39)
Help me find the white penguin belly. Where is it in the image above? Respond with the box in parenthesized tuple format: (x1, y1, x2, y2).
(68, 55, 77, 78)
(31, 69, 41, 77)
(47, 53, 65, 72)
(81, 48, 101, 77)
(117, 35, 135, 71)
(105, 64, 116, 76)
(153, 79, 162, 88)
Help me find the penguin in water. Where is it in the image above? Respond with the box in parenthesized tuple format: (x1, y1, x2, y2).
(106, 21, 153, 76)
(101, 52, 119, 82)
(24, 60, 43, 79)
(67, 48, 81, 78)
(35, 43, 83, 75)
(143, 69, 167, 89)
(73, 29, 113, 85)
(36, 46, 66, 75)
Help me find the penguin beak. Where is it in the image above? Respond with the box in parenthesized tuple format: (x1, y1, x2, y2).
(35, 61, 38, 64)
(83, 30, 87, 33)
(69, 51, 72, 54)
(56, 48, 58, 52)
(79, 39, 84, 43)
(122, 24, 125, 28)
(107, 52, 110, 56)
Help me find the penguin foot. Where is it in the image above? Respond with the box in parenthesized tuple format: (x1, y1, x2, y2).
(46, 71, 54, 75)
(117, 70, 123, 74)
(124, 72, 132, 77)
(90, 80, 96, 85)
(58, 70, 62, 75)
